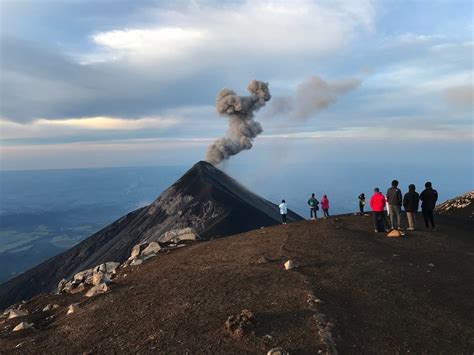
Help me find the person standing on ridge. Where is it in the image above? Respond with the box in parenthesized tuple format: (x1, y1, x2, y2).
(420, 182, 438, 231)
(358, 193, 366, 215)
(307, 193, 319, 220)
(321, 195, 330, 218)
(403, 184, 420, 230)
(387, 180, 403, 230)
(279, 199, 288, 225)
(370, 188, 386, 232)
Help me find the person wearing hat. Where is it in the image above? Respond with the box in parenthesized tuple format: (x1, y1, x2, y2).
(420, 182, 438, 231)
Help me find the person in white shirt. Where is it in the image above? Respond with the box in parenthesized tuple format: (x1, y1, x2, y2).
(279, 199, 288, 224)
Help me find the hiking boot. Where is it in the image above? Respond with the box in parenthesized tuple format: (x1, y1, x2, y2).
(407, 227, 414, 231)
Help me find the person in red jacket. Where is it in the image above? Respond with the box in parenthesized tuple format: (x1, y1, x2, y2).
(370, 188, 386, 232)
(321, 195, 330, 219)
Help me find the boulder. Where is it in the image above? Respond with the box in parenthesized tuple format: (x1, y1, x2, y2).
(73, 269, 93, 283)
(69, 282, 86, 294)
(57, 279, 69, 294)
(104, 262, 120, 274)
(13, 322, 33, 331)
(92, 271, 110, 286)
(129, 244, 148, 260)
(284, 260, 298, 270)
(85, 283, 108, 298)
(94, 263, 107, 273)
(67, 304, 78, 315)
(142, 242, 161, 257)
(159, 228, 200, 244)
(8, 309, 28, 319)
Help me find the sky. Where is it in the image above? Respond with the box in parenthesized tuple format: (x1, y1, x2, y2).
(0, 0, 473, 171)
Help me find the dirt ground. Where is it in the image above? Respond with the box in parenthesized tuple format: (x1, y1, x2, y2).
(1, 213, 473, 354)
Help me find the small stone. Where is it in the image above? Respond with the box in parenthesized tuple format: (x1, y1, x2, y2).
(284, 260, 298, 270)
(67, 304, 78, 315)
(13, 322, 33, 331)
(267, 347, 288, 355)
(85, 283, 108, 297)
(428, 263, 435, 267)
(8, 309, 28, 319)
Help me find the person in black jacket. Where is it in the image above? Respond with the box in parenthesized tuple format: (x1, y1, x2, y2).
(420, 181, 438, 230)
(403, 184, 420, 230)
(386, 180, 403, 230)
(358, 193, 366, 215)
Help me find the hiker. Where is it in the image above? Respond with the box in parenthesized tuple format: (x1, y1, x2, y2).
(403, 184, 420, 230)
(420, 182, 438, 231)
(321, 195, 330, 218)
(279, 199, 288, 225)
(370, 188, 386, 232)
(386, 180, 403, 230)
(307, 193, 319, 220)
(358, 193, 366, 215)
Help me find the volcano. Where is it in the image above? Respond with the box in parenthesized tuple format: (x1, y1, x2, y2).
(0, 161, 302, 309)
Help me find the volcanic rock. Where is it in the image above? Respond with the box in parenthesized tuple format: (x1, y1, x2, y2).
(284, 260, 298, 270)
(85, 283, 108, 298)
(7, 309, 27, 319)
(67, 304, 78, 315)
(12, 322, 32, 332)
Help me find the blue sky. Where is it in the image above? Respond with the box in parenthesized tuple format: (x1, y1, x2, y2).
(0, 0, 472, 170)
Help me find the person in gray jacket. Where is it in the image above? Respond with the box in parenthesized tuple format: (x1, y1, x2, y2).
(386, 180, 403, 230)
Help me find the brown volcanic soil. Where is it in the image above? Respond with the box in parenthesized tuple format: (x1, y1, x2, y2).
(1, 214, 473, 353)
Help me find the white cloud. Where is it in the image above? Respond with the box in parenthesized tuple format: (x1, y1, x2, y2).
(81, 0, 375, 65)
(0, 116, 179, 139)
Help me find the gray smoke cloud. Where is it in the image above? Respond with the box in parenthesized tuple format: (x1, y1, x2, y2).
(268, 75, 361, 121)
(205, 80, 271, 165)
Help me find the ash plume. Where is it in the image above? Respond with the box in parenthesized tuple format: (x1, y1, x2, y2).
(268, 75, 361, 121)
(205, 80, 271, 165)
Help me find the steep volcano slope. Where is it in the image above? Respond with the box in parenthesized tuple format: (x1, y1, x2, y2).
(0, 161, 302, 310)
(1, 214, 473, 353)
